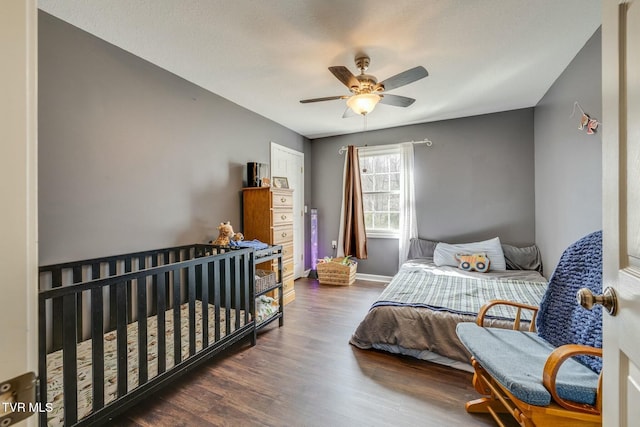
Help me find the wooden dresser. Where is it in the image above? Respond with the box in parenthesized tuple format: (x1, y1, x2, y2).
(242, 187, 295, 304)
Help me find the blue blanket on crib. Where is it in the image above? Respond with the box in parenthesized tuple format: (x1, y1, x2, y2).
(229, 239, 269, 250)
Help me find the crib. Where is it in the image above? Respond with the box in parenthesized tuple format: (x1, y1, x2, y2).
(37, 244, 274, 426)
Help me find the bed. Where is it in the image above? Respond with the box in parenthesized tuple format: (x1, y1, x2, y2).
(38, 244, 282, 426)
(350, 237, 548, 371)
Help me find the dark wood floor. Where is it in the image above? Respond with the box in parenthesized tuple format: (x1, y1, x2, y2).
(113, 278, 504, 427)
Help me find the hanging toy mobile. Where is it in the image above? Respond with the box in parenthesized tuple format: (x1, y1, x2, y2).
(572, 101, 600, 135)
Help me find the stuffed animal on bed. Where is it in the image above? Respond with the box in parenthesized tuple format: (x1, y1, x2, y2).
(211, 221, 244, 246)
(455, 252, 490, 273)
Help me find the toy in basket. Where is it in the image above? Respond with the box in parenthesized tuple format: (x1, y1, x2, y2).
(316, 256, 357, 286)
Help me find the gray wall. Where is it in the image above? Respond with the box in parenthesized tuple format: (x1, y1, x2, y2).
(311, 109, 536, 276)
(534, 28, 602, 276)
(39, 12, 310, 265)
(39, 10, 601, 277)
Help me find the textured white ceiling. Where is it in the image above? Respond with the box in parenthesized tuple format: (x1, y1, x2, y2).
(38, 0, 601, 139)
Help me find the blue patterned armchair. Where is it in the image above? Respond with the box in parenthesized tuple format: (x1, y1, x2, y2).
(456, 231, 603, 427)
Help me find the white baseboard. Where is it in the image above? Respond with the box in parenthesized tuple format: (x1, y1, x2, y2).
(355, 273, 392, 283)
(302, 269, 391, 283)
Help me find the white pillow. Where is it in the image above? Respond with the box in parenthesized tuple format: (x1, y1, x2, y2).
(433, 237, 507, 271)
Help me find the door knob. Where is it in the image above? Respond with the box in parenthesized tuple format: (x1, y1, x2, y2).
(576, 287, 618, 316)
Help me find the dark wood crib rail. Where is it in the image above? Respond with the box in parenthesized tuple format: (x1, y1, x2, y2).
(38, 246, 256, 427)
(39, 244, 217, 351)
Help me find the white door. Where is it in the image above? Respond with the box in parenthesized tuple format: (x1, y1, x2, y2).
(0, 1, 39, 426)
(270, 142, 305, 279)
(602, 1, 640, 426)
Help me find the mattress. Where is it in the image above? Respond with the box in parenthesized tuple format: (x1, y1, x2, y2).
(350, 258, 547, 370)
(46, 302, 246, 426)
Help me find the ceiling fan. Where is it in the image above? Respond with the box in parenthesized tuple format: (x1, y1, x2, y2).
(300, 54, 428, 117)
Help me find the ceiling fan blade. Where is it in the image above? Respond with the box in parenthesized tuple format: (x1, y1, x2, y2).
(342, 106, 357, 118)
(376, 66, 428, 92)
(300, 95, 348, 104)
(379, 94, 416, 107)
(329, 66, 359, 90)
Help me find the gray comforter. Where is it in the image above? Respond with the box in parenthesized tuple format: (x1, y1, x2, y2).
(350, 258, 547, 368)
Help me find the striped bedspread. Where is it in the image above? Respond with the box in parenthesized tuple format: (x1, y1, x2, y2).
(373, 261, 548, 321)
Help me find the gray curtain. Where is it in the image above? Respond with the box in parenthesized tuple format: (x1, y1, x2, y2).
(342, 146, 368, 259)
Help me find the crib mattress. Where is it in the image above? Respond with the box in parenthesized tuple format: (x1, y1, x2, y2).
(46, 303, 246, 426)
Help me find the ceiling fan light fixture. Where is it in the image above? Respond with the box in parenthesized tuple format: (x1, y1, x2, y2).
(347, 93, 381, 115)
(299, 55, 427, 117)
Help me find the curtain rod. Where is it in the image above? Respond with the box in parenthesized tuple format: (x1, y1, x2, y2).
(338, 138, 433, 155)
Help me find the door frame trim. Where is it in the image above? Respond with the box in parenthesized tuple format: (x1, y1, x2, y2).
(270, 142, 305, 279)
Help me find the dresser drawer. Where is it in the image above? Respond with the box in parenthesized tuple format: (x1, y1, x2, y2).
(272, 224, 293, 245)
(281, 241, 294, 261)
(271, 258, 294, 282)
(272, 190, 293, 208)
(283, 276, 295, 294)
(281, 259, 294, 279)
(273, 208, 293, 226)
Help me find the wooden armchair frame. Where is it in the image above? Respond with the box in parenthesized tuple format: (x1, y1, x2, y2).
(466, 300, 602, 427)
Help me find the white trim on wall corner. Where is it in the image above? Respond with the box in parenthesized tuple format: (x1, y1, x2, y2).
(355, 273, 392, 283)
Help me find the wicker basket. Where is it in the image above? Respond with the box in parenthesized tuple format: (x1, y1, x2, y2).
(316, 259, 357, 286)
(255, 269, 276, 293)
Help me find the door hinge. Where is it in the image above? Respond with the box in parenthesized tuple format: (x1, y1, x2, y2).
(0, 372, 38, 426)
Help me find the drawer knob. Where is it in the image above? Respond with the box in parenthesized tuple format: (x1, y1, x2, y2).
(281, 232, 287, 238)
(281, 214, 287, 220)
(280, 197, 287, 203)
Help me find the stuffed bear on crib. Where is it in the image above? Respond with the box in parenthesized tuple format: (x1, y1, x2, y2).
(211, 221, 244, 246)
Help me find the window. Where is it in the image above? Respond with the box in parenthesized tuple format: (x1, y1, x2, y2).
(359, 147, 401, 238)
